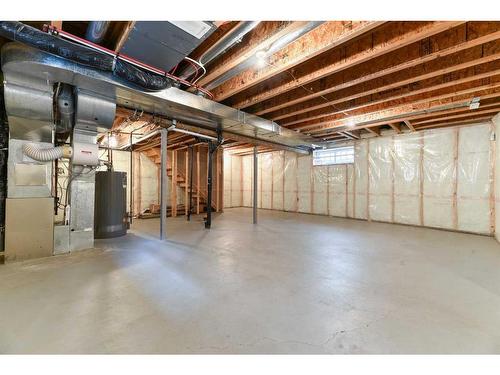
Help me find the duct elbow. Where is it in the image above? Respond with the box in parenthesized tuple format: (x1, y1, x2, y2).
(23, 143, 72, 162)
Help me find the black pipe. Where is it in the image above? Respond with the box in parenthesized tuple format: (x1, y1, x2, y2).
(204, 135, 222, 229)
(0, 21, 172, 91)
(0, 81, 8, 251)
(129, 132, 133, 224)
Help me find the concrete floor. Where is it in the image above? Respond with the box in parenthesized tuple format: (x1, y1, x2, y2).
(1, 207, 500, 354)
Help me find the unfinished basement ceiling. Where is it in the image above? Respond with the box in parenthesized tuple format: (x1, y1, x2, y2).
(8, 21, 498, 152)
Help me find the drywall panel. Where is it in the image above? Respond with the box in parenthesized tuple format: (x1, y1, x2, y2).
(457, 124, 492, 234)
(242, 155, 253, 207)
(328, 164, 348, 217)
(261, 153, 273, 209)
(231, 155, 242, 207)
(272, 151, 285, 211)
(368, 137, 393, 222)
(393, 133, 421, 225)
(313, 165, 328, 215)
(297, 155, 312, 213)
(354, 140, 368, 219)
(284, 151, 298, 212)
(422, 129, 455, 229)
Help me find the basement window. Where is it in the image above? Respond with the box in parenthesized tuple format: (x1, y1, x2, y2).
(313, 146, 354, 166)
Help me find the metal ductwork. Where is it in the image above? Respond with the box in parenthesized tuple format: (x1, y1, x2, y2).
(1, 42, 315, 153)
(180, 21, 261, 80)
(205, 21, 324, 90)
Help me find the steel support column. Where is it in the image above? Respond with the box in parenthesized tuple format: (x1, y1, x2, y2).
(187, 145, 194, 221)
(253, 145, 257, 224)
(205, 142, 214, 229)
(160, 128, 168, 240)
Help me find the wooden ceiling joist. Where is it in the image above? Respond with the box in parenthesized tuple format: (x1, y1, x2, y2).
(388, 123, 401, 133)
(226, 21, 464, 109)
(411, 106, 500, 126)
(294, 80, 500, 134)
(247, 23, 500, 116)
(414, 116, 495, 130)
(211, 21, 386, 102)
(271, 53, 500, 124)
(404, 120, 415, 131)
(365, 126, 381, 136)
(196, 21, 308, 87)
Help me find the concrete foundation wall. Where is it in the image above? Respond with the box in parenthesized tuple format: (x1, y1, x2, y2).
(225, 122, 496, 235)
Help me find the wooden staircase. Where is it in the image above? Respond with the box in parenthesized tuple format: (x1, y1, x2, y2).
(141, 147, 219, 217)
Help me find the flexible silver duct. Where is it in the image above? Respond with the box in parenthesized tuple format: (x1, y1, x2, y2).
(180, 21, 260, 80)
(85, 21, 110, 44)
(23, 143, 69, 162)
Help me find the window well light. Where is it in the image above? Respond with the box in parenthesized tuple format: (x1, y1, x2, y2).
(109, 135, 118, 148)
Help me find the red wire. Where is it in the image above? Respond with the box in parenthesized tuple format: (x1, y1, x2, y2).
(184, 59, 200, 83)
(44, 24, 215, 99)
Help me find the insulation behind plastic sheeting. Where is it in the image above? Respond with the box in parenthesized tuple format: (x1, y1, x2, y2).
(313, 165, 328, 215)
(223, 152, 232, 208)
(297, 155, 312, 213)
(423, 129, 455, 229)
(393, 133, 421, 225)
(284, 151, 298, 212)
(457, 124, 492, 234)
(347, 164, 354, 218)
(354, 141, 368, 219)
(242, 155, 253, 207)
(260, 153, 273, 209)
(226, 122, 494, 236)
(272, 151, 285, 211)
(368, 137, 393, 222)
(230, 155, 242, 207)
(328, 165, 348, 217)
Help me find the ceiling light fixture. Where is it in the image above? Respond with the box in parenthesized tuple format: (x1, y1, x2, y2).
(469, 97, 480, 110)
(346, 118, 356, 127)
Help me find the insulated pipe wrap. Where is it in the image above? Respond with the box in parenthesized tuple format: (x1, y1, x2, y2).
(0, 21, 172, 91)
(23, 143, 65, 162)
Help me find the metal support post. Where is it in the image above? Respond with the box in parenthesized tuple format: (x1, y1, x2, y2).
(160, 128, 168, 240)
(187, 145, 194, 221)
(205, 142, 214, 229)
(253, 145, 257, 224)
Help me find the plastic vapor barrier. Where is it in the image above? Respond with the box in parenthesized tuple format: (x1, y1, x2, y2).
(223, 152, 232, 207)
(272, 151, 285, 211)
(223, 122, 494, 235)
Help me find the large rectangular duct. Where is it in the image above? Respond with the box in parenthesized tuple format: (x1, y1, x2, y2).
(119, 21, 217, 72)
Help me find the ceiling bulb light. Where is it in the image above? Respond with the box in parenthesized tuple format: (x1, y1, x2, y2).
(255, 50, 266, 60)
(346, 118, 356, 127)
(255, 50, 267, 68)
(470, 97, 480, 110)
